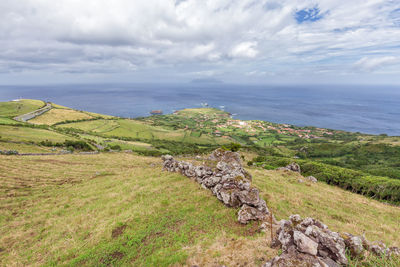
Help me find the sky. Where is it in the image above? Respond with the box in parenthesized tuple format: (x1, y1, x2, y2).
(1, 0, 400, 85)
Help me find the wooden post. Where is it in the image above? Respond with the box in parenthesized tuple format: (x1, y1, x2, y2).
(270, 213, 273, 245)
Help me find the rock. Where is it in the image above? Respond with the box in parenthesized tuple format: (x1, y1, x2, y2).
(287, 163, 301, 173)
(238, 204, 268, 224)
(276, 162, 301, 173)
(369, 241, 386, 256)
(343, 233, 364, 257)
(293, 230, 318, 255)
(298, 179, 304, 183)
(306, 176, 317, 183)
(265, 215, 348, 267)
(386, 246, 400, 257)
(289, 214, 302, 224)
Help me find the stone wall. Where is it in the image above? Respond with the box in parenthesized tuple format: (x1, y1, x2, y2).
(162, 148, 273, 224)
(264, 214, 399, 267)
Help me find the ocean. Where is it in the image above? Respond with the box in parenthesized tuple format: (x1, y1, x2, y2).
(1, 83, 399, 136)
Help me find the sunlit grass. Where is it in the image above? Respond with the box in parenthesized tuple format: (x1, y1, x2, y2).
(29, 109, 94, 125)
(0, 153, 399, 266)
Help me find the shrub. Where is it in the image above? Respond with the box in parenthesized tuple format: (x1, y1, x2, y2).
(221, 142, 242, 152)
(253, 156, 400, 204)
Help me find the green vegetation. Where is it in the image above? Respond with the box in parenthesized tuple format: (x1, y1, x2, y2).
(29, 108, 94, 125)
(0, 153, 399, 266)
(0, 99, 45, 117)
(0, 125, 76, 143)
(252, 156, 400, 203)
(0, 154, 270, 266)
(0, 99, 399, 266)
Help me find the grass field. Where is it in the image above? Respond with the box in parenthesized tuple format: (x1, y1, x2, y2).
(0, 125, 76, 143)
(0, 99, 45, 117)
(60, 119, 230, 145)
(0, 153, 267, 266)
(0, 153, 399, 266)
(0, 117, 19, 125)
(29, 108, 94, 125)
(0, 141, 54, 153)
(251, 168, 400, 247)
(59, 119, 120, 133)
(176, 108, 228, 116)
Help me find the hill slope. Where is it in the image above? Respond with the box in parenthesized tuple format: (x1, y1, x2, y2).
(0, 153, 399, 266)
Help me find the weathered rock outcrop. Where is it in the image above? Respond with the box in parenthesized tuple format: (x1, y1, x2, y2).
(265, 214, 399, 267)
(162, 149, 272, 224)
(276, 162, 301, 173)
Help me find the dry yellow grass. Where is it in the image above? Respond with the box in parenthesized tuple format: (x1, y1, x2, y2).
(29, 108, 93, 125)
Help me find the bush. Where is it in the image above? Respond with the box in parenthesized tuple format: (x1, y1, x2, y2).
(221, 142, 242, 152)
(64, 140, 93, 151)
(253, 156, 400, 204)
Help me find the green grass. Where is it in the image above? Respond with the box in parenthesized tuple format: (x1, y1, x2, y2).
(0, 153, 266, 266)
(0, 117, 19, 125)
(0, 153, 399, 266)
(61, 119, 230, 145)
(0, 125, 76, 143)
(0, 141, 54, 153)
(176, 108, 228, 116)
(58, 119, 120, 132)
(251, 168, 400, 247)
(0, 99, 45, 117)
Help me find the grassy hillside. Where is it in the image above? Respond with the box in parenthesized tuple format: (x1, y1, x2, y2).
(0, 99, 399, 266)
(0, 125, 77, 143)
(0, 99, 45, 118)
(29, 108, 94, 125)
(0, 153, 398, 266)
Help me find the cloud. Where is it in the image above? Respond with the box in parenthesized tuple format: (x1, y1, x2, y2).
(230, 42, 259, 58)
(0, 0, 400, 84)
(354, 56, 400, 71)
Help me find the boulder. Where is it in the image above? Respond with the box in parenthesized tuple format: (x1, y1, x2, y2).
(343, 233, 364, 257)
(238, 204, 268, 224)
(276, 163, 301, 173)
(265, 215, 400, 266)
(265, 215, 347, 267)
(306, 176, 317, 183)
(293, 230, 318, 256)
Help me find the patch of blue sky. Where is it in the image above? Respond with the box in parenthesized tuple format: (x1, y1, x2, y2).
(389, 8, 400, 26)
(295, 6, 324, 24)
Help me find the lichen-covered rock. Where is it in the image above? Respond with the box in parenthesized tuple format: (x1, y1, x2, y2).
(277, 163, 301, 173)
(306, 176, 317, 183)
(238, 204, 268, 224)
(265, 215, 399, 267)
(265, 215, 347, 267)
(162, 149, 271, 224)
(343, 233, 364, 257)
(293, 230, 318, 256)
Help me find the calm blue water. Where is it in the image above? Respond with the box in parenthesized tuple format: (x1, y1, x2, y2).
(1, 83, 399, 136)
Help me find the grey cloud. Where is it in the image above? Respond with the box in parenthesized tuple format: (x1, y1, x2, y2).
(0, 0, 400, 84)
